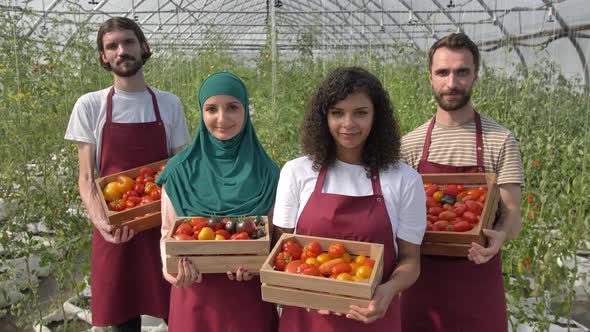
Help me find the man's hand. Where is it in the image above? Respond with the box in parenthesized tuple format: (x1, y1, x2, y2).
(346, 281, 396, 324)
(97, 223, 135, 244)
(468, 228, 506, 264)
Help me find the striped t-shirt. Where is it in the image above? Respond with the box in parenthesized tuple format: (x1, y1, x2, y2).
(400, 114, 524, 186)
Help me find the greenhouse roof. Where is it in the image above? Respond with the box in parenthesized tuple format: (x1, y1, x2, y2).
(5, 0, 590, 84)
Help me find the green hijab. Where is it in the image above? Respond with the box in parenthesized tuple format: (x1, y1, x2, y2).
(156, 72, 279, 217)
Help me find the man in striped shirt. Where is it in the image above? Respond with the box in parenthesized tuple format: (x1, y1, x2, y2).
(399, 33, 523, 332)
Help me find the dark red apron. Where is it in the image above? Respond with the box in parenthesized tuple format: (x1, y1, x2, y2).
(92, 87, 171, 326)
(167, 275, 278, 332)
(279, 163, 400, 332)
(400, 112, 507, 332)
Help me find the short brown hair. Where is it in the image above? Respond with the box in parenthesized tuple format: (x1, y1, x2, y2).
(428, 33, 480, 72)
(301, 67, 401, 174)
(96, 17, 152, 70)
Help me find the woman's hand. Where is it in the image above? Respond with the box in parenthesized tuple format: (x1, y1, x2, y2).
(227, 267, 257, 281)
(164, 257, 202, 287)
(346, 282, 396, 324)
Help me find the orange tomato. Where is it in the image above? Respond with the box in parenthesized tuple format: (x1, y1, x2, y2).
(305, 257, 320, 267)
(433, 191, 444, 202)
(341, 252, 352, 263)
(316, 253, 332, 265)
(197, 227, 215, 240)
(336, 273, 353, 281)
(354, 255, 367, 265)
(356, 265, 373, 279)
(214, 234, 226, 240)
(363, 259, 375, 268)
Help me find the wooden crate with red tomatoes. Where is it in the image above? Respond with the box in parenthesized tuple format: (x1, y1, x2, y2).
(164, 216, 270, 274)
(94, 159, 167, 233)
(421, 173, 500, 257)
(259, 233, 384, 314)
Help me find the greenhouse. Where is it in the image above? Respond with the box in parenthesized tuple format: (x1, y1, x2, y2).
(0, 0, 589, 331)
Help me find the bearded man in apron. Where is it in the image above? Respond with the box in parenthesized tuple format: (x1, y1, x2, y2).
(400, 33, 524, 332)
(64, 17, 190, 332)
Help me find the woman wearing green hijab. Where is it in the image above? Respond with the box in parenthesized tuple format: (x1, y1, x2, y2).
(156, 72, 279, 332)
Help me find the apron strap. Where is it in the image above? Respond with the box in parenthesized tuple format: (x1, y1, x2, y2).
(315, 164, 384, 196)
(314, 164, 329, 194)
(370, 167, 383, 196)
(420, 112, 485, 171)
(106, 86, 162, 123)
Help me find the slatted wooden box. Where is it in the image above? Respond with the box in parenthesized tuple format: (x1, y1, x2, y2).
(260, 234, 384, 314)
(165, 216, 270, 274)
(421, 173, 499, 257)
(94, 159, 167, 233)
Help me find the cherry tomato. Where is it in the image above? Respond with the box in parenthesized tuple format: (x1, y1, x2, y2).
(356, 265, 373, 279)
(328, 243, 345, 258)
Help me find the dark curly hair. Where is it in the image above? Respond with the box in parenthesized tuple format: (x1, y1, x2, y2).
(301, 66, 401, 175)
(96, 17, 152, 71)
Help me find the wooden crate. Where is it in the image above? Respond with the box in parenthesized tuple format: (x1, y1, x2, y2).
(165, 216, 270, 274)
(421, 173, 499, 257)
(94, 159, 167, 233)
(260, 234, 384, 314)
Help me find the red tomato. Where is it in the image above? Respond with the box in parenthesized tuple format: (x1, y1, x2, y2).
(150, 187, 161, 200)
(215, 229, 231, 240)
(462, 211, 477, 224)
(174, 233, 194, 241)
(456, 191, 469, 201)
(425, 184, 439, 197)
(328, 243, 345, 258)
(140, 167, 154, 181)
(331, 262, 352, 275)
(426, 224, 435, 231)
(460, 194, 476, 202)
(478, 192, 487, 203)
(175, 223, 193, 236)
(304, 241, 322, 258)
(285, 260, 305, 273)
(144, 182, 158, 195)
(447, 221, 472, 232)
(433, 220, 450, 231)
(108, 198, 126, 211)
(230, 232, 249, 240)
(133, 182, 145, 194)
(192, 221, 209, 234)
(190, 217, 208, 227)
(465, 200, 483, 215)
(428, 207, 444, 216)
(426, 214, 438, 222)
(296, 263, 322, 276)
(282, 240, 303, 259)
(125, 200, 136, 209)
(139, 195, 154, 206)
(438, 211, 456, 221)
(126, 195, 142, 204)
(363, 259, 375, 268)
(158, 163, 166, 173)
(452, 203, 466, 216)
(466, 189, 482, 199)
(274, 252, 292, 271)
(443, 184, 461, 196)
(426, 196, 438, 209)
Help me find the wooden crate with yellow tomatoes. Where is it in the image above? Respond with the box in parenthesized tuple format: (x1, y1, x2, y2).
(260, 233, 384, 314)
(164, 216, 270, 274)
(421, 173, 499, 257)
(94, 159, 167, 233)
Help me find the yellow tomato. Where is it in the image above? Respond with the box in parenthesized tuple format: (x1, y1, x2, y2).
(356, 265, 373, 279)
(349, 262, 360, 275)
(305, 257, 320, 267)
(352, 275, 365, 282)
(433, 191, 444, 202)
(341, 252, 352, 263)
(354, 255, 367, 265)
(214, 234, 226, 240)
(316, 253, 332, 265)
(336, 273, 353, 281)
(114, 176, 134, 193)
(103, 182, 122, 202)
(197, 227, 215, 240)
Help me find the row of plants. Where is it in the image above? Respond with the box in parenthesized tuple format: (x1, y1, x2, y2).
(0, 10, 589, 331)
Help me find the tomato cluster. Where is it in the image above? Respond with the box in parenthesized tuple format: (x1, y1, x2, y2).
(424, 183, 488, 232)
(173, 216, 266, 241)
(103, 164, 165, 212)
(273, 240, 375, 282)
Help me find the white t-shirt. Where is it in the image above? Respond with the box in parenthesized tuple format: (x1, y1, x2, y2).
(273, 157, 426, 245)
(64, 87, 191, 171)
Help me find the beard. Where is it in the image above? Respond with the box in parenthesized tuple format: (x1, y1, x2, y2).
(433, 87, 472, 111)
(111, 55, 143, 77)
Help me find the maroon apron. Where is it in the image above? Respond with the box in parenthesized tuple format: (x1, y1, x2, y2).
(167, 275, 278, 332)
(92, 87, 171, 326)
(400, 112, 507, 332)
(279, 164, 400, 332)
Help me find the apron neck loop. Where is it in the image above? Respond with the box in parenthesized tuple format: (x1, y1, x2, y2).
(106, 86, 162, 124)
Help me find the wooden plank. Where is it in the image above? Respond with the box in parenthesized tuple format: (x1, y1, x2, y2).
(420, 242, 470, 257)
(261, 284, 371, 314)
(166, 255, 267, 274)
(165, 217, 270, 255)
(259, 234, 383, 300)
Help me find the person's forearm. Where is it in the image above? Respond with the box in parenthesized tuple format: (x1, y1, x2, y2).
(493, 209, 521, 241)
(78, 175, 108, 227)
(384, 255, 420, 296)
(494, 184, 522, 241)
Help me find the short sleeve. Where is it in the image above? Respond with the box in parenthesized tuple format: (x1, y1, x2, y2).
(64, 96, 96, 144)
(496, 133, 524, 186)
(395, 172, 426, 245)
(272, 160, 301, 229)
(168, 96, 191, 149)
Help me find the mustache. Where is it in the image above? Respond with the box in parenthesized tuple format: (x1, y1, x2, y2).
(116, 55, 136, 65)
(441, 88, 465, 95)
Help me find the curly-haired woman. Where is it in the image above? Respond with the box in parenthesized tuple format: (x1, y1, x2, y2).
(272, 67, 426, 331)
